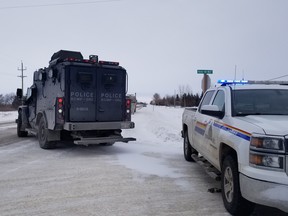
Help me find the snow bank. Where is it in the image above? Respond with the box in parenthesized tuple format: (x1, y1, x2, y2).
(118, 105, 186, 179)
(0, 111, 17, 123)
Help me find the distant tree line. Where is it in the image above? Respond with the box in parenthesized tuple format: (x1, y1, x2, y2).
(0, 93, 21, 111)
(151, 85, 202, 107)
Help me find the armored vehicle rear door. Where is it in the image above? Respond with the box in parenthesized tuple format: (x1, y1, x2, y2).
(97, 67, 126, 121)
(68, 66, 96, 122)
(67, 66, 126, 122)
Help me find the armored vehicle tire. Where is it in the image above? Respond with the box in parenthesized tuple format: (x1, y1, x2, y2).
(183, 131, 197, 162)
(38, 117, 55, 149)
(17, 112, 28, 137)
(221, 155, 255, 215)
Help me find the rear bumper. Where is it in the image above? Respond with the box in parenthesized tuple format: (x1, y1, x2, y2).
(63, 121, 135, 131)
(240, 173, 288, 213)
(74, 136, 136, 145)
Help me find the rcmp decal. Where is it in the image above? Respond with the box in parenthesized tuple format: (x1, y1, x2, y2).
(213, 121, 251, 141)
(195, 121, 207, 136)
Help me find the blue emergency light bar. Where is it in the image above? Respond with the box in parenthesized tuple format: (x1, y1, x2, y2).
(218, 80, 249, 85)
(218, 79, 288, 86)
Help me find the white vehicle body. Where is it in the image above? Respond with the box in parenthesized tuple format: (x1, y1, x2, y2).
(182, 83, 288, 214)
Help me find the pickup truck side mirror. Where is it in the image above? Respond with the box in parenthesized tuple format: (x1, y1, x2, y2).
(16, 88, 23, 98)
(201, 105, 224, 118)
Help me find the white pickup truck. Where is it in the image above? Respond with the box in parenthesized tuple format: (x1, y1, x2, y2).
(182, 81, 288, 215)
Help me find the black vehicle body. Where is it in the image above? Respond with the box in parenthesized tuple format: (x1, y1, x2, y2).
(16, 50, 135, 149)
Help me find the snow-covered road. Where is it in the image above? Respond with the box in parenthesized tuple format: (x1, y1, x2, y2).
(0, 107, 286, 215)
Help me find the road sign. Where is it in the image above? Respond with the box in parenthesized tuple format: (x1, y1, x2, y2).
(197, 70, 213, 74)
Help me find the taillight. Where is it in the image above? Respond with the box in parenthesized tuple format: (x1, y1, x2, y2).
(57, 98, 63, 113)
(126, 99, 131, 107)
(126, 98, 131, 121)
(56, 97, 64, 124)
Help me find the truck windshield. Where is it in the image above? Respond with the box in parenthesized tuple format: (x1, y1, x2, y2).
(233, 89, 288, 116)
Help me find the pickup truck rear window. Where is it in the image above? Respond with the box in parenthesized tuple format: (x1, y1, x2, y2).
(233, 89, 288, 116)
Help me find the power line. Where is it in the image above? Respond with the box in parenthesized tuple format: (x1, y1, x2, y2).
(0, 0, 121, 10)
(267, 74, 288, 81)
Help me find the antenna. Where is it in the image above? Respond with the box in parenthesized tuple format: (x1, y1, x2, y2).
(234, 65, 237, 80)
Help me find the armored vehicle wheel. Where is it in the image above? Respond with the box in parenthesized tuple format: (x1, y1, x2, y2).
(17, 112, 28, 137)
(221, 155, 254, 215)
(183, 131, 197, 162)
(38, 116, 55, 149)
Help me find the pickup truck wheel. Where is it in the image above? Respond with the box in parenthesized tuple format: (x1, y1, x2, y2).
(17, 112, 28, 137)
(38, 117, 55, 149)
(183, 132, 197, 162)
(221, 155, 254, 215)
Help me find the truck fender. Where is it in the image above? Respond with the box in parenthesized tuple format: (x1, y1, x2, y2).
(181, 124, 188, 138)
(36, 112, 60, 141)
(18, 106, 29, 128)
(36, 112, 46, 129)
(219, 143, 238, 169)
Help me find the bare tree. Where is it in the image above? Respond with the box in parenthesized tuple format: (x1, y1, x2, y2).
(3, 93, 15, 105)
(153, 93, 161, 105)
(178, 85, 185, 98)
(0, 94, 3, 105)
(0, 93, 17, 111)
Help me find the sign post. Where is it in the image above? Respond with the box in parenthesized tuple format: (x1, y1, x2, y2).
(197, 70, 213, 93)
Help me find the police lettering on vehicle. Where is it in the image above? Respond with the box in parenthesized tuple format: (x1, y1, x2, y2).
(70, 91, 94, 102)
(101, 93, 122, 102)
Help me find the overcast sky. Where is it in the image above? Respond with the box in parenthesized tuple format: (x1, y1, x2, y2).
(1, 0, 288, 101)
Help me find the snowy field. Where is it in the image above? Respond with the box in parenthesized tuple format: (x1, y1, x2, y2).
(0, 111, 17, 123)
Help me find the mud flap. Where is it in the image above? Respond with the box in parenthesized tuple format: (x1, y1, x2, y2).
(47, 129, 61, 142)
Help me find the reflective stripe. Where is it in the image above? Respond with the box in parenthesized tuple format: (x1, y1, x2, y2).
(195, 121, 207, 136)
(213, 121, 251, 141)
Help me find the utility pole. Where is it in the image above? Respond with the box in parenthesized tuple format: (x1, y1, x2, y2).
(17, 61, 27, 97)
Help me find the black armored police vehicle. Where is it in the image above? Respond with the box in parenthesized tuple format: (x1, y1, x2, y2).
(16, 50, 136, 149)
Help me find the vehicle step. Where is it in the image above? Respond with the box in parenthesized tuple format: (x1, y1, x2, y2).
(191, 154, 221, 181)
(74, 136, 136, 145)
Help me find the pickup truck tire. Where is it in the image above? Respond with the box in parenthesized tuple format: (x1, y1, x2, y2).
(38, 116, 55, 149)
(183, 132, 198, 162)
(221, 155, 254, 215)
(17, 112, 28, 137)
